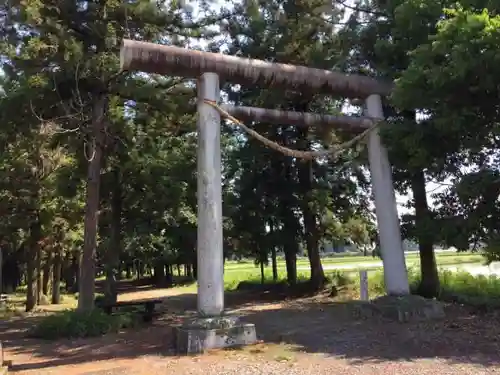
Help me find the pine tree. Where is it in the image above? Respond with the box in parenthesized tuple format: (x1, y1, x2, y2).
(222, 0, 372, 288)
(1, 0, 211, 310)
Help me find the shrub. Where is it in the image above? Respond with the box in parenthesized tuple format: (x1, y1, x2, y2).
(327, 271, 354, 287)
(366, 268, 500, 309)
(73, 292, 105, 302)
(236, 280, 288, 292)
(224, 269, 311, 291)
(437, 270, 500, 310)
(30, 309, 139, 340)
(15, 285, 27, 293)
(94, 294, 107, 306)
(366, 267, 420, 296)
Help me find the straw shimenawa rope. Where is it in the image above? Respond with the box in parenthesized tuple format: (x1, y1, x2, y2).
(203, 99, 380, 160)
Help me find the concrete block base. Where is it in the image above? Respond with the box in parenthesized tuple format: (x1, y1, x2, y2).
(356, 295, 446, 323)
(173, 316, 257, 354)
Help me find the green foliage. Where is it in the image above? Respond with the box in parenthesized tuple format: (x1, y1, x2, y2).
(226, 270, 313, 291)
(220, 0, 374, 286)
(233, 270, 354, 292)
(368, 268, 500, 309)
(342, 0, 500, 295)
(328, 270, 355, 287)
(4, 0, 500, 309)
(391, 5, 500, 257)
(30, 309, 139, 340)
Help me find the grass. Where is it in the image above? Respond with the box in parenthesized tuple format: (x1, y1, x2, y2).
(29, 308, 141, 340)
(171, 252, 485, 292)
(365, 267, 500, 308)
(224, 252, 483, 271)
(0, 291, 77, 317)
(221, 263, 500, 310)
(1, 251, 493, 318)
(11, 265, 500, 341)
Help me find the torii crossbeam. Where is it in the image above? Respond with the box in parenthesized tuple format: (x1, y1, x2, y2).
(120, 40, 392, 99)
(119, 40, 409, 327)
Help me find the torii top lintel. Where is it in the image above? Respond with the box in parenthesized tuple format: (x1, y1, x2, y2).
(120, 39, 392, 99)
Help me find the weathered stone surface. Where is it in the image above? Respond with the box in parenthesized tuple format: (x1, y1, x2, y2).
(351, 295, 445, 322)
(173, 317, 257, 354)
(368, 295, 446, 322)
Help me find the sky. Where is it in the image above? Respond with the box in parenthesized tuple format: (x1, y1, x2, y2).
(178, 0, 449, 217)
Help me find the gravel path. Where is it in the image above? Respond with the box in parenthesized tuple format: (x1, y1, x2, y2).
(3, 290, 500, 374)
(74, 355, 496, 375)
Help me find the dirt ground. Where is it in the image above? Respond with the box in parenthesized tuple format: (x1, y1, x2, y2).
(1, 283, 500, 375)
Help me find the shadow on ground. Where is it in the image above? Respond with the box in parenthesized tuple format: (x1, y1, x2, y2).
(2, 284, 500, 372)
(240, 298, 500, 367)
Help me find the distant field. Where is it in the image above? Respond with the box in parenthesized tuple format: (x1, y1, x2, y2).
(220, 252, 485, 290)
(224, 251, 483, 271)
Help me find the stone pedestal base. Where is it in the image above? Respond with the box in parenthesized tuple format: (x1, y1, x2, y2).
(173, 316, 257, 354)
(354, 295, 445, 322)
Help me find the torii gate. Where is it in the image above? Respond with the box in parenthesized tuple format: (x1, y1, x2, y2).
(120, 40, 410, 319)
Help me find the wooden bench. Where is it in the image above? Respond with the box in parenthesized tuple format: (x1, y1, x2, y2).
(97, 299, 163, 322)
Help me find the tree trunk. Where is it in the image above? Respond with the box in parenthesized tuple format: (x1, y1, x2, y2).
(153, 263, 165, 286)
(26, 218, 41, 312)
(104, 168, 122, 304)
(65, 252, 79, 293)
(136, 262, 141, 280)
(165, 264, 173, 286)
(3, 243, 21, 293)
(62, 252, 72, 291)
(278, 150, 297, 285)
(0, 245, 3, 296)
(52, 249, 62, 304)
(283, 227, 298, 285)
(296, 128, 325, 290)
(42, 250, 53, 296)
(78, 96, 107, 312)
(269, 223, 278, 282)
(190, 263, 195, 279)
(411, 169, 440, 298)
(260, 261, 265, 284)
(36, 248, 43, 304)
(280, 191, 298, 285)
(190, 247, 197, 279)
(73, 252, 81, 294)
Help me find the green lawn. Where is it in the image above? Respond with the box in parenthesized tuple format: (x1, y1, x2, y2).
(224, 252, 483, 271)
(215, 252, 485, 291)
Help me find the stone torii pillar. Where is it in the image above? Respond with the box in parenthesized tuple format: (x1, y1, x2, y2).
(196, 73, 224, 316)
(365, 95, 409, 295)
(119, 39, 411, 351)
(174, 72, 257, 353)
